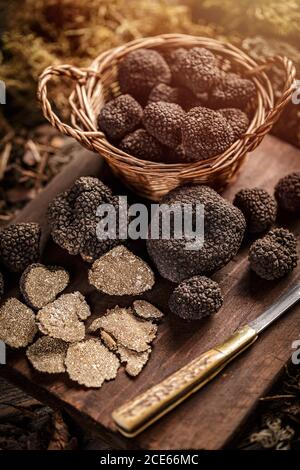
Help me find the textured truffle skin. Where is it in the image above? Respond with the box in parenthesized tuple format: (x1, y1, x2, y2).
(179, 47, 217, 95)
(182, 107, 235, 161)
(249, 228, 298, 280)
(147, 185, 246, 283)
(48, 177, 127, 263)
(275, 172, 300, 212)
(210, 72, 256, 109)
(118, 49, 171, 102)
(233, 188, 277, 233)
(148, 83, 180, 105)
(0, 272, 4, 299)
(164, 47, 188, 86)
(119, 129, 164, 162)
(219, 108, 249, 140)
(143, 101, 185, 149)
(98, 94, 142, 141)
(169, 275, 223, 320)
(0, 223, 41, 272)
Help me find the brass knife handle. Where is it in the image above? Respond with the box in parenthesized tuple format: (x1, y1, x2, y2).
(112, 325, 257, 438)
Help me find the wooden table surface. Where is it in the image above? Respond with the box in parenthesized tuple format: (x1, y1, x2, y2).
(1, 135, 300, 450)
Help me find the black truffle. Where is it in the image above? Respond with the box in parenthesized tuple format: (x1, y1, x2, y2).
(98, 94, 143, 141)
(275, 172, 300, 213)
(210, 72, 256, 109)
(147, 185, 246, 283)
(219, 108, 249, 140)
(182, 107, 235, 161)
(233, 188, 277, 233)
(119, 129, 164, 162)
(143, 101, 185, 149)
(249, 228, 298, 280)
(118, 48, 171, 102)
(0, 223, 41, 273)
(48, 177, 127, 263)
(164, 47, 188, 86)
(148, 83, 180, 105)
(0, 272, 4, 300)
(169, 275, 223, 320)
(178, 47, 218, 95)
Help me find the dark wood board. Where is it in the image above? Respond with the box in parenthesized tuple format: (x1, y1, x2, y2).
(1, 135, 300, 450)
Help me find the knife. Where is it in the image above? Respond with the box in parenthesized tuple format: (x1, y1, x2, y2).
(112, 283, 300, 438)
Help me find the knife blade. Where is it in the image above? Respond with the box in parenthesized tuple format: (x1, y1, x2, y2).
(112, 283, 300, 438)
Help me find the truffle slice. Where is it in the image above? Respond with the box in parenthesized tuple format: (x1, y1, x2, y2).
(0, 223, 41, 272)
(118, 48, 171, 102)
(169, 276, 223, 320)
(182, 107, 235, 161)
(20, 264, 70, 309)
(65, 339, 120, 388)
(119, 129, 164, 163)
(233, 188, 277, 233)
(0, 272, 4, 300)
(100, 330, 118, 352)
(37, 292, 90, 342)
(118, 345, 151, 377)
(26, 337, 68, 374)
(275, 172, 300, 213)
(143, 101, 185, 149)
(89, 306, 157, 353)
(133, 300, 164, 321)
(249, 228, 298, 280)
(0, 298, 37, 348)
(88, 245, 155, 296)
(210, 72, 256, 109)
(219, 108, 249, 140)
(147, 185, 246, 283)
(178, 47, 218, 95)
(98, 94, 143, 141)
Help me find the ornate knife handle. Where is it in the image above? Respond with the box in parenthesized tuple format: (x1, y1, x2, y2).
(112, 325, 257, 437)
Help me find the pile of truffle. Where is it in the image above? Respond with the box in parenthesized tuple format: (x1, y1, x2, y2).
(98, 47, 256, 163)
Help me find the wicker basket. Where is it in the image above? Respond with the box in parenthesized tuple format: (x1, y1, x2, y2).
(38, 34, 296, 201)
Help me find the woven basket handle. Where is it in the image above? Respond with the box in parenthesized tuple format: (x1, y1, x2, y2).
(38, 64, 100, 152)
(246, 55, 296, 151)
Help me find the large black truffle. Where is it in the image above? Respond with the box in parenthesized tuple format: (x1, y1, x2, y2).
(118, 48, 171, 102)
(210, 72, 256, 109)
(48, 177, 127, 263)
(147, 185, 246, 283)
(98, 94, 143, 141)
(169, 275, 223, 320)
(233, 188, 277, 233)
(275, 172, 300, 213)
(182, 107, 235, 161)
(219, 108, 249, 140)
(164, 47, 188, 86)
(148, 83, 180, 105)
(249, 228, 298, 280)
(119, 129, 164, 162)
(0, 223, 41, 273)
(178, 47, 218, 95)
(143, 101, 185, 149)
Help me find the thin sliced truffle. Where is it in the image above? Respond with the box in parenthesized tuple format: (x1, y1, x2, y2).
(0, 298, 37, 348)
(20, 264, 70, 309)
(118, 49, 171, 102)
(119, 129, 164, 162)
(100, 330, 118, 352)
(0, 272, 4, 300)
(65, 339, 120, 388)
(275, 172, 300, 212)
(249, 228, 298, 280)
(98, 94, 142, 141)
(0, 223, 41, 272)
(219, 108, 249, 140)
(210, 72, 256, 109)
(48, 176, 127, 262)
(26, 337, 68, 374)
(233, 188, 277, 233)
(169, 276, 223, 320)
(89, 306, 157, 352)
(133, 300, 164, 321)
(178, 47, 218, 94)
(143, 101, 185, 149)
(147, 185, 246, 283)
(118, 345, 150, 377)
(182, 107, 235, 161)
(37, 292, 90, 342)
(88, 245, 155, 296)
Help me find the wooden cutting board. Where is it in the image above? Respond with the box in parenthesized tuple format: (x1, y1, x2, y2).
(1, 135, 300, 450)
